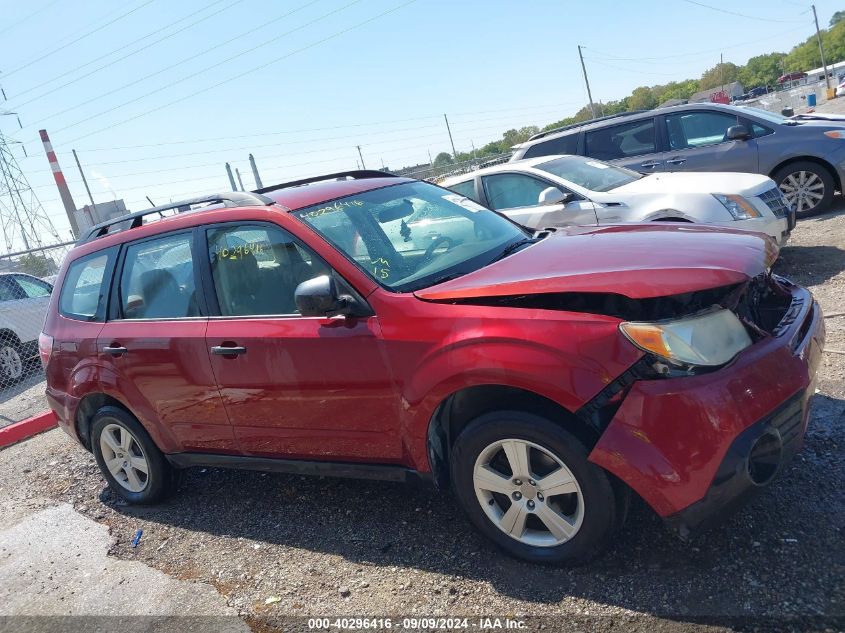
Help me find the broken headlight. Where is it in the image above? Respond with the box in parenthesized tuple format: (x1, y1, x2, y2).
(619, 308, 752, 367)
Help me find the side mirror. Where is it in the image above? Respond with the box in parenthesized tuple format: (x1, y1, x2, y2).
(727, 125, 751, 141)
(538, 187, 574, 206)
(294, 275, 352, 317)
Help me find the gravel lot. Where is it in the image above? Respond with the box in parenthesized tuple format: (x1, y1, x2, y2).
(0, 364, 47, 429)
(0, 206, 842, 632)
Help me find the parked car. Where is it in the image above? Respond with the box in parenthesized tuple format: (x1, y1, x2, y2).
(836, 76, 845, 98)
(42, 171, 824, 564)
(511, 102, 845, 217)
(440, 155, 794, 246)
(0, 272, 52, 385)
(778, 72, 807, 84)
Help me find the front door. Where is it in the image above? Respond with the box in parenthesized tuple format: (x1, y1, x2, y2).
(661, 110, 759, 173)
(97, 230, 234, 454)
(480, 172, 598, 229)
(202, 222, 402, 462)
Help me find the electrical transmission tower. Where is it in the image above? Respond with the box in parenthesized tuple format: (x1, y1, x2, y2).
(0, 118, 63, 252)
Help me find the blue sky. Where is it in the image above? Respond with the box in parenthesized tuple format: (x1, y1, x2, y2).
(0, 0, 841, 243)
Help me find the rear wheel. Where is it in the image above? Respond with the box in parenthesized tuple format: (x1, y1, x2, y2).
(0, 338, 24, 386)
(773, 161, 834, 218)
(91, 406, 175, 504)
(450, 411, 626, 565)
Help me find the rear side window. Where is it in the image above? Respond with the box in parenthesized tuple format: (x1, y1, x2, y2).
(585, 119, 656, 160)
(15, 275, 51, 298)
(447, 180, 479, 202)
(59, 249, 117, 321)
(119, 233, 198, 319)
(523, 133, 579, 159)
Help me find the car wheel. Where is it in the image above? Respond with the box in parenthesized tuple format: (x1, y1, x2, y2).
(450, 411, 627, 565)
(91, 406, 175, 504)
(773, 161, 834, 218)
(0, 338, 24, 386)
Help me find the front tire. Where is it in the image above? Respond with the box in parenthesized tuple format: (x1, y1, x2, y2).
(773, 161, 834, 218)
(91, 406, 175, 504)
(450, 411, 626, 565)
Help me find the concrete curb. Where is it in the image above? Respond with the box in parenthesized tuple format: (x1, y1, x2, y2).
(0, 411, 57, 449)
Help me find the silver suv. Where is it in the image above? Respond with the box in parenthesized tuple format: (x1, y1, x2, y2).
(511, 103, 845, 217)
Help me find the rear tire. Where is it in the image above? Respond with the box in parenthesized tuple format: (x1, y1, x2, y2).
(450, 411, 626, 565)
(0, 337, 24, 386)
(91, 406, 175, 504)
(773, 161, 834, 218)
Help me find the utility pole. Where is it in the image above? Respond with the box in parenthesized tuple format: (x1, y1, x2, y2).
(72, 149, 96, 207)
(356, 145, 366, 169)
(249, 153, 263, 189)
(225, 163, 237, 191)
(720, 53, 724, 92)
(443, 114, 458, 159)
(812, 4, 831, 92)
(577, 45, 596, 119)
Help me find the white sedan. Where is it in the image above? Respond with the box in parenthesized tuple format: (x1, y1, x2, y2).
(440, 155, 794, 246)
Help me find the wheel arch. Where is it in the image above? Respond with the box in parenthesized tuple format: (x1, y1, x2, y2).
(0, 328, 21, 345)
(75, 392, 133, 451)
(769, 156, 840, 191)
(426, 384, 598, 489)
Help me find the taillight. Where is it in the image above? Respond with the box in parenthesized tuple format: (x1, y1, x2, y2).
(38, 332, 53, 369)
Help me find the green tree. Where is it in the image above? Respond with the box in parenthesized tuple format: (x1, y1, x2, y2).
(628, 86, 657, 110)
(16, 254, 56, 278)
(432, 152, 453, 167)
(699, 62, 741, 90)
(784, 20, 845, 71)
(738, 52, 786, 88)
(830, 9, 845, 27)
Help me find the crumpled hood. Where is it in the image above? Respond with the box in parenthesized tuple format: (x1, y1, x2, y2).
(415, 224, 777, 301)
(611, 171, 774, 196)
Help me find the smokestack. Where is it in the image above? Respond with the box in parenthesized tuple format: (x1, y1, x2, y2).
(249, 153, 263, 189)
(225, 163, 236, 191)
(39, 129, 80, 238)
(235, 168, 245, 192)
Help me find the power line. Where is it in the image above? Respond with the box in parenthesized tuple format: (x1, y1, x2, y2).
(1, 0, 158, 79)
(584, 58, 689, 77)
(0, 0, 62, 37)
(8, 0, 243, 107)
(30, 0, 329, 130)
(680, 0, 797, 23)
(57, 0, 421, 144)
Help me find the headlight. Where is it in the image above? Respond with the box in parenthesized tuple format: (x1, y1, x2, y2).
(713, 194, 762, 220)
(620, 308, 752, 367)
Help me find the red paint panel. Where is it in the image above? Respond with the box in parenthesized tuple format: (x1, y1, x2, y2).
(416, 224, 772, 301)
(590, 291, 825, 516)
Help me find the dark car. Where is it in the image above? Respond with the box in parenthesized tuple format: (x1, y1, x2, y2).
(41, 171, 824, 564)
(511, 102, 845, 217)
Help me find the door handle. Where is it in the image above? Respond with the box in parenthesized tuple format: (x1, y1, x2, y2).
(640, 161, 662, 169)
(211, 345, 247, 357)
(102, 346, 128, 356)
(665, 158, 687, 166)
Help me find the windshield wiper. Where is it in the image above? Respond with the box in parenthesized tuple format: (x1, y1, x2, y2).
(492, 237, 535, 263)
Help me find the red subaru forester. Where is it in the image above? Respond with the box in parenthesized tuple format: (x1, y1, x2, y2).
(41, 170, 824, 564)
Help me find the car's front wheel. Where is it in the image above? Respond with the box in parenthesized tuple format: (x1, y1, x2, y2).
(0, 338, 24, 386)
(773, 161, 834, 218)
(450, 411, 626, 565)
(91, 406, 175, 504)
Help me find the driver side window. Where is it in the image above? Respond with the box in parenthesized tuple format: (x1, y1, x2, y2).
(482, 173, 559, 211)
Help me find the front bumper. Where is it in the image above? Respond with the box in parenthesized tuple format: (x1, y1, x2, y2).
(730, 215, 791, 247)
(589, 283, 824, 531)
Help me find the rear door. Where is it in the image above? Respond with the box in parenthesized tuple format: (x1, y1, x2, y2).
(202, 222, 402, 462)
(96, 230, 234, 454)
(479, 172, 598, 229)
(583, 117, 665, 173)
(660, 110, 759, 173)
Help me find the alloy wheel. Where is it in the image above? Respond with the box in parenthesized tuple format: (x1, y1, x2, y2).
(779, 170, 824, 215)
(0, 345, 23, 381)
(472, 438, 584, 547)
(99, 423, 150, 492)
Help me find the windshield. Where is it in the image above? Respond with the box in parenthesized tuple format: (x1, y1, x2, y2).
(739, 106, 791, 124)
(535, 155, 642, 192)
(295, 181, 528, 292)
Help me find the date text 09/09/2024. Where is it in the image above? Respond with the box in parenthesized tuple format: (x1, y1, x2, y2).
(307, 618, 527, 630)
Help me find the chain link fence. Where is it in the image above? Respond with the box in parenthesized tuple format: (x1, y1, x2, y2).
(394, 153, 512, 183)
(0, 241, 73, 427)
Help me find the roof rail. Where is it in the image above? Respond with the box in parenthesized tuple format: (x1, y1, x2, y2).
(526, 110, 651, 142)
(80, 191, 275, 243)
(254, 170, 398, 194)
